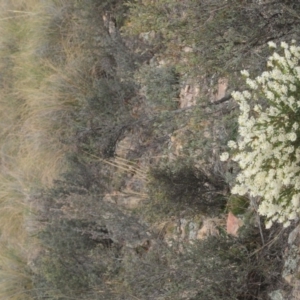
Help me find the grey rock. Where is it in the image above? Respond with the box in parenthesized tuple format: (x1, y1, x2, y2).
(188, 222, 198, 240)
(288, 224, 300, 245)
(268, 290, 284, 300)
(283, 245, 300, 280)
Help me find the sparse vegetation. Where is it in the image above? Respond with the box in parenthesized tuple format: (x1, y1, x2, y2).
(0, 0, 298, 299)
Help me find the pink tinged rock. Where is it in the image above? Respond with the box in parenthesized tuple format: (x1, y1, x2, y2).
(226, 212, 243, 237)
(215, 77, 228, 101)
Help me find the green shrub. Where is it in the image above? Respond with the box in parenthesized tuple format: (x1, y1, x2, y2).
(135, 64, 179, 111)
(33, 218, 121, 299)
(222, 41, 300, 228)
(122, 220, 291, 299)
(31, 155, 148, 299)
(145, 160, 227, 220)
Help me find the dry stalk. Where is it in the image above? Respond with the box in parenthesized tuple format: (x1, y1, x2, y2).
(82, 150, 149, 182)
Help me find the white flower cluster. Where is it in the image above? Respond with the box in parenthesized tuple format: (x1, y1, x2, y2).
(221, 40, 300, 228)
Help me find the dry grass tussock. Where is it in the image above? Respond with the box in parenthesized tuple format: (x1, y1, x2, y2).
(0, 242, 33, 300)
(0, 0, 97, 298)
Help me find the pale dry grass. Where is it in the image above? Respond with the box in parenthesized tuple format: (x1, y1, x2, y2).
(0, 242, 33, 300)
(0, 171, 28, 243)
(84, 150, 149, 182)
(0, 1, 89, 299)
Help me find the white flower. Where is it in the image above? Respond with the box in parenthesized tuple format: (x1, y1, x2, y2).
(294, 65, 300, 78)
(220, 152, 229, 161)
(242, 90, 251, 99)
(231, 184, 248, 195)
(226, 42, 300, 228)
(265, 220, 273, 229)
(283, 177, 291, 185)
(268, 106, 279, 116)
(290, 84, 297, 92)
(265, 91, 275, 100)
(246, 78, 258, 90)
(228, 140, 237, 149)
(292, 194, 300, 207)
(232, 91, 245, 102)
(288, 96, 295, 106)
(284, 49, 292, 60)
(281, 41, 288, 49)
(293, 122, 299, 130)
(287, 132, 297, 142)
(253, 104, 262, 112)
(268, 41, 277, 48)
(241, 70, 250, 77)
(267, 61, 274, 68)
(272, 52, 281, 61)
(280, 85, 288, 95)
(289, 211, 297, 220)
(286, 146, 294, 154)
